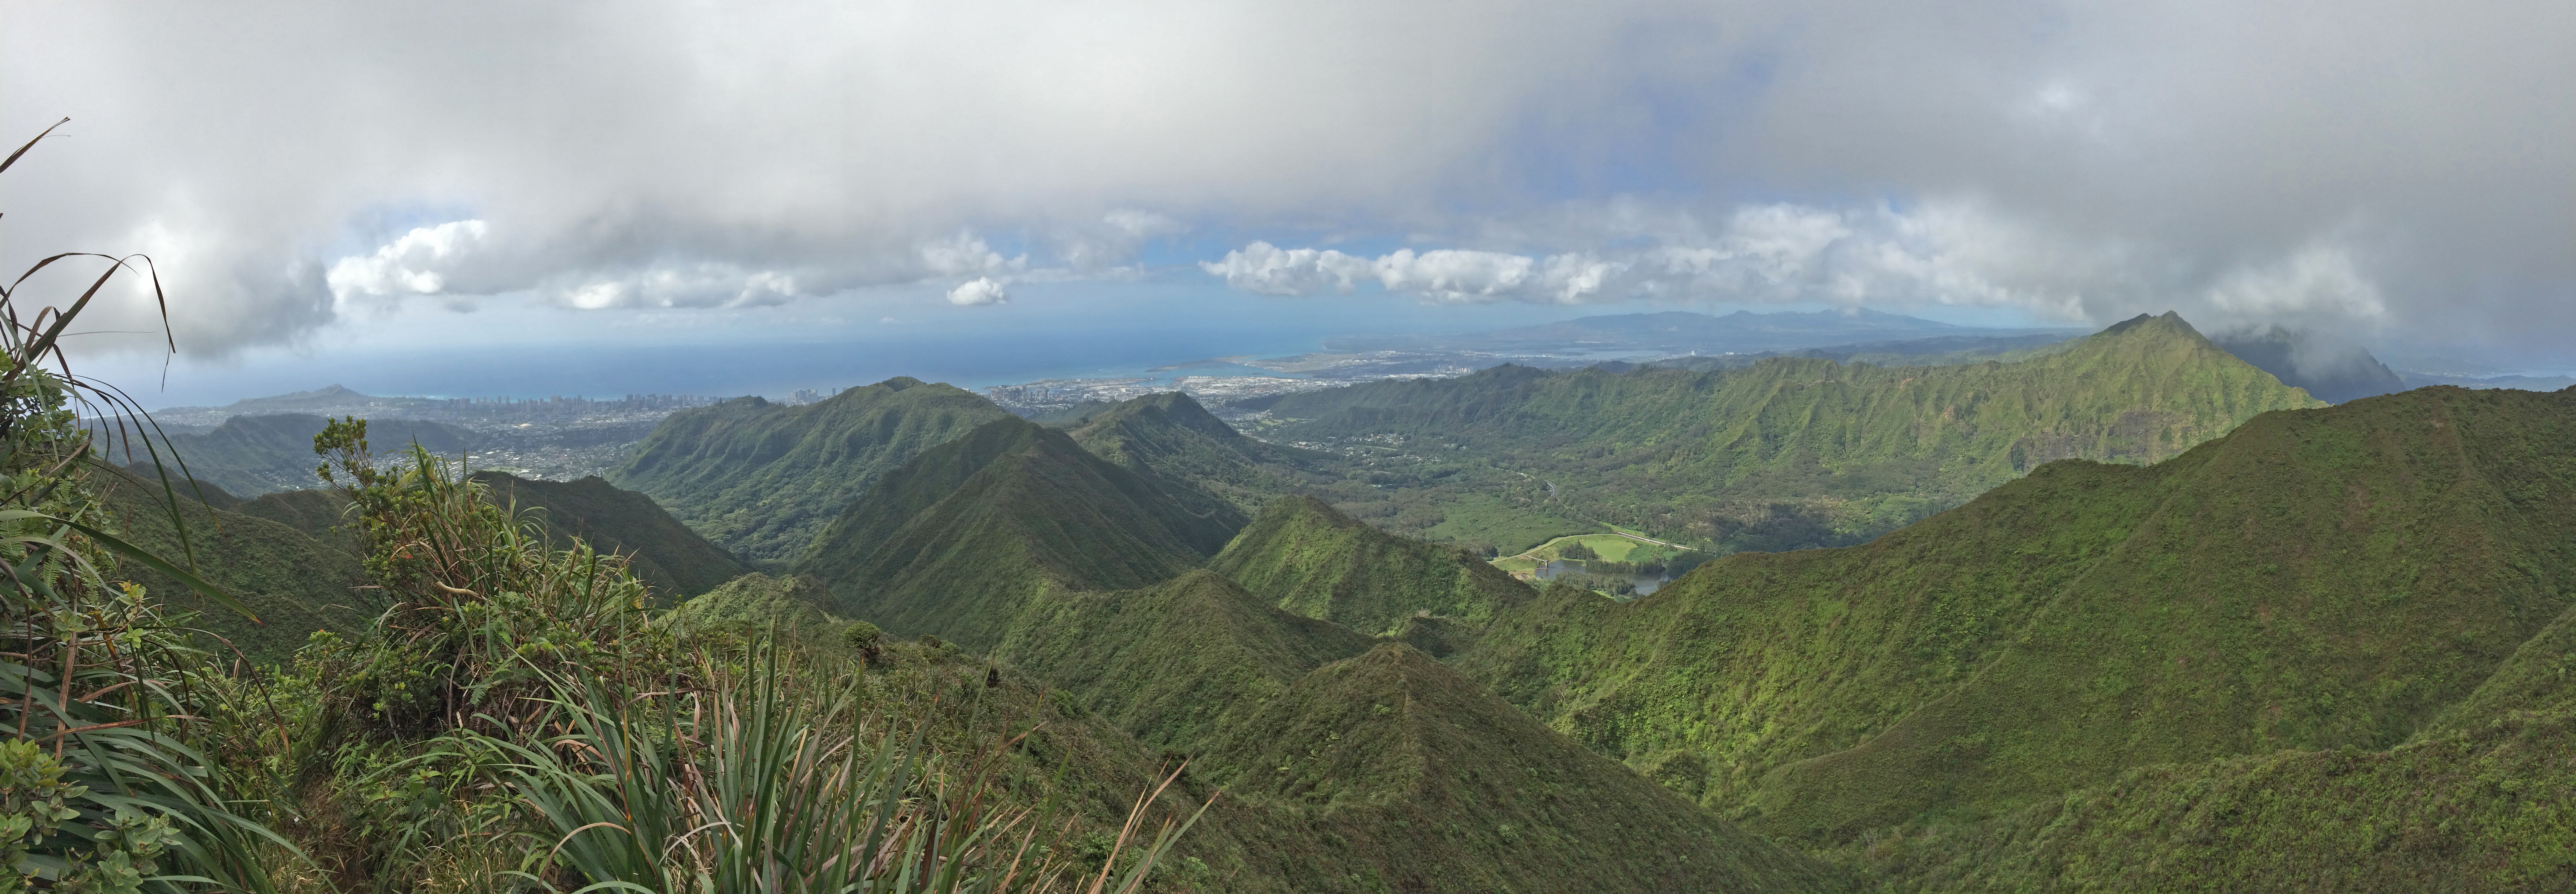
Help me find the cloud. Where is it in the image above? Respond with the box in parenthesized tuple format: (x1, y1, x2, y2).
(3, 0, 2567, 360)
(324, 219, 488, 304)
(946, 277, 1008, 306)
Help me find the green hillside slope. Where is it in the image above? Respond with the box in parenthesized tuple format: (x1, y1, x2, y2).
(994, 569, 1373, 750)
(1196, 644, 1847, 893)
(121, 412, 474, 496)
(473, 471, 747, 600)
(611, 377, 1011, 562)
(233, 487, 356, 550)
(792, 416, 1240, 648)
(93, 470, 373, 663)
(1062, 392, 1341, 515)
(1452, 385, 2576, 868)
(1264, 312, 2322, 552)
(1213, 496, 1535, 636)
(1851, 596, 2576, 891)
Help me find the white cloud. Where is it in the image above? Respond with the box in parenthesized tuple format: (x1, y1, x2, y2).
(946, 277, 1009, 306)
(325, 220, 488, 304)
(5, 0, 2568, 359)
(546, 265, 801, 310)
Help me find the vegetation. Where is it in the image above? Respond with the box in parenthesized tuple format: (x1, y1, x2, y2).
(93, 468, 372, 664)
(793, 416, 1239, 650)
(612, 377, 1011, 563)
(1060, 394, 1339, 519)
(1261, 312, 2322, 553)
(1449, 384, 2576, 885)
(107, 412, 472, 497)
(1210, 497, 1534, 636)
(470, 471, 748, 602)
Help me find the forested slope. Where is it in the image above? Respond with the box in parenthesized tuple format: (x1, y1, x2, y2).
(1450, 385, 2576, 882)
(612, 377, 1010, 562)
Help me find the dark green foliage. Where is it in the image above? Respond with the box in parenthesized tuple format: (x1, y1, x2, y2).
(793, 416, 1241, 649)
(1191, 644, 1847, 893)
(114, 412, 472, 497)
(611, 377, 1012, 562)
(94, 470, 373, 664)
(1453, 385, 2576, 882)
(232, 487, 357, 551)
(993, 570, 1373, 751)
(654, 572, 842, 645)
(1063, 392, 1338, 517)
(471, 471, 748, 601)
(1212, 496, 1535, 636)
(1265, 312, 2322, 552)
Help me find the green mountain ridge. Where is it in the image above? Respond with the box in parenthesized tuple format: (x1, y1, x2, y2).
(115, 412, 475, 497)
(473, 471, 748, 601)
(1063, 391, 1342, 517)
(1212, 496, 1535, 636)
(792, 415, 1240, 648)
(1195, 643, 1846, 893)
(1261, 312, 2324, 552)
(1448, 384, 2576, 877)
(612, 377, 1012, 563)
(93, 469, 374, 663)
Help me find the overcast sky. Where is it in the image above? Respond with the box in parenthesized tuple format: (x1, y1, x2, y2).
(3, 0, 2570, 400)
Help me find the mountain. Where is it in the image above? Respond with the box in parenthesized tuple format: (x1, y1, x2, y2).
(791, 415, 1240, 648)
(611, 377, 1012, 563)
(1195, 644, 1847, 893)
(1212, 496, 1535, 636)
(117, 412, 475, 497)
(472, 472, 748, 601)
(994, 569, 1374, 750)
(93, 469, 374, 663)
(1450, 384, 2576, 879)
(2211, 325, 2408, 403)
(1060, 392, 1341, 515)
(1324, 308, 1985, 355)
(232, 488, 357, 550)
(1262, 312, 2325, 552)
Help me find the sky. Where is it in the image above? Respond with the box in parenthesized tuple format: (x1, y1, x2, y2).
(3, 1, 2570, 404)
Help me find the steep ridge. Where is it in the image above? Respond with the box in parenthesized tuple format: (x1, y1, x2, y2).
(1195, 644, 1847, 893)
(1264, 312, 2323, 550)
(119, 412, 474, 497)
(611, 377, 1011, 562)
(1212, 496, 1535, 636)
(1062, 392, 1339, 515)
(993, 569, 1372, 750)
(1453, 386, 2576, 859)
(233, 488, 352, 545)
(792, 416, 1239, 648)
(472, 472, 748, 600)
(1849, 598, 2576, 891)
(93, 469, 373, 663)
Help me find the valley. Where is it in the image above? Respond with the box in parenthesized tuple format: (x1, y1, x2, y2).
(84, 306, 2576, 891)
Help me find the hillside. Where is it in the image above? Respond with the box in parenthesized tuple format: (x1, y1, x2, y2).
(233, 488, 357, 550)
(93, 469, 374, 663)
(1449, 385, 2576, 876)
(118, 412, 475, 496)
(994, 569, 1373, 750)
(1263, 312, 2323, 552)
(611, 377, 1012, 563)
(1212, 496, 1535, 636)
(1062, 392, 1342, 515)
(791, 415, 1240, 648)
(1196, 644, 1847, 893)
(472, 471, 747, 601)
